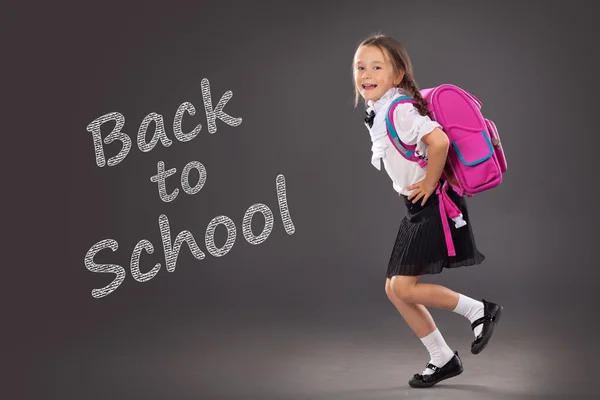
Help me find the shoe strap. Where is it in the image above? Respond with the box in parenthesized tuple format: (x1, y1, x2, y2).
(471, 314, 494, 330)
(425, 363, 438, 372)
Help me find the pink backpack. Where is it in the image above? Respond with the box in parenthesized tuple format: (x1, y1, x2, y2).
(386, 84, 507, 256)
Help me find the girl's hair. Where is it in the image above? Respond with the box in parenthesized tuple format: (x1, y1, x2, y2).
(353, 34, 429, 117)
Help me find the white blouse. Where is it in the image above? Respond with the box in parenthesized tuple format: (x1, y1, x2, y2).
(365, 87, 442, 196)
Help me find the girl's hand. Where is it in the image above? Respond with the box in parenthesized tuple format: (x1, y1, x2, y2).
(406, 179, 438, 206)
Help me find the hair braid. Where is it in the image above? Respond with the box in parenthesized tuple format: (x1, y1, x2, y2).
(402, 77, 430, 117)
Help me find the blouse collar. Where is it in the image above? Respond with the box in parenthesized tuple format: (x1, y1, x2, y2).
(364, 87, 409, 170)
(366, 87, 407, 115)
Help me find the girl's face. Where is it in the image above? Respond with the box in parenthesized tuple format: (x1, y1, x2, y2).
(354, 45, 403, 103)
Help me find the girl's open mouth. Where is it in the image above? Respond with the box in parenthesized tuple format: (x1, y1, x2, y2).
(362, 83, 377, 90)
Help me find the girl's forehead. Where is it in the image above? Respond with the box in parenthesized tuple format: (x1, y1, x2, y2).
(355, 46, 389, 64)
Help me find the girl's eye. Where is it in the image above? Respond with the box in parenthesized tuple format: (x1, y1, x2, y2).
(374, 66, 381, 70)
(357, 66, 364, 71)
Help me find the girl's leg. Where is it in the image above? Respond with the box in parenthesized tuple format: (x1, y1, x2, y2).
(390, 275, 459, 309)
(384, 277, 436, 338)
(385, 278, 455, 375)
(390, 275, 485, 337)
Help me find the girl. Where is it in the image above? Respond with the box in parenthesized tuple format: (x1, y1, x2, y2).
(352, 34, 503, 389)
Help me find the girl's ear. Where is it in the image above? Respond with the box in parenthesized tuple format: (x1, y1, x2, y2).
(395, 71, 405, 87)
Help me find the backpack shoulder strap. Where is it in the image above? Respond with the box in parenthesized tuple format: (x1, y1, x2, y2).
(386, 96, 421, 162)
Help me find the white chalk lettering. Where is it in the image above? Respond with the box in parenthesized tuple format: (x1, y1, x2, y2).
(86, 112, 131, 168)
(85, 239, 126, 299)
(181, 161, 207, 196)
(242, 203, 274, 245)
(137, 112, 172, 152)
(159, 214, 206, 273)
(201, 78, 243, 134)
(205, 216, 237, 257)
(86, 79, 241, 167)
(150, 161, 179, 202)
(131, 239, 161, 283)
(173, 101, 202, 142)
(276, 174, 295, 235)
(87, 174, 295, 298)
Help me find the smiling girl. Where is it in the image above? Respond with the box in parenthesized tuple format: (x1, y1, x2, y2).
(353, 34, 503, 389)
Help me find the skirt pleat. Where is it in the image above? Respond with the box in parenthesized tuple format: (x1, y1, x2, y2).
(386, 183, 485, 278)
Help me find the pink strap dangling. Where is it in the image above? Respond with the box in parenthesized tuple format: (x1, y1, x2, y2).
(436, 182, 456, 257)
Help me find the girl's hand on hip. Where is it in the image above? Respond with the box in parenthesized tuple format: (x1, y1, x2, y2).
(406, 180, 438, 206)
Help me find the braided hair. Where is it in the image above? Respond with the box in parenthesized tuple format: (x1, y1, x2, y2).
(353, 34, 430, 117)
(399, 74, 430, 117)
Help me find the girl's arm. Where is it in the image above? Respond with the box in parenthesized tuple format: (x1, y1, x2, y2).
(406, 127, 450, 205)
(421, 128, 450, 188)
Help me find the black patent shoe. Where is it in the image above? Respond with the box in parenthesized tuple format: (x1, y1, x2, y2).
(471, 299, 503, 354)
(408, 351, 464, 388)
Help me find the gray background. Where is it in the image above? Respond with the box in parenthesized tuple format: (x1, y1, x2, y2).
(6, 0, 599, 399)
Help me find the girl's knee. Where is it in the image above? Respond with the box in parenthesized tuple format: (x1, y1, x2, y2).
(384, 279, 395, 301)
(390, 275, 417, 302)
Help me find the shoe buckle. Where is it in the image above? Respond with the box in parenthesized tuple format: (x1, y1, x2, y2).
(426, 363, 438, 372)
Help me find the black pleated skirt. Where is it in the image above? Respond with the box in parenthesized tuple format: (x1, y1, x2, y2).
(386, 183, 485, 278)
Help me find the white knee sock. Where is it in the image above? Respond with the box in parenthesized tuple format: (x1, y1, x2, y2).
(452, 294, 484, 337)
(420, 328, 455, 375)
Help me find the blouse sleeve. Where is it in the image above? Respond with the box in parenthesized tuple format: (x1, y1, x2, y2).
(392, 103, 442, 156)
